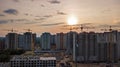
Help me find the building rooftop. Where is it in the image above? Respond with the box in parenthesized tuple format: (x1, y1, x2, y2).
(40, 57, 56, 60)
(10, 56, 56, 61)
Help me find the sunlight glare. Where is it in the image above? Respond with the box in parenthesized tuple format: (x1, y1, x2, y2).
(67, 16, 78, 25)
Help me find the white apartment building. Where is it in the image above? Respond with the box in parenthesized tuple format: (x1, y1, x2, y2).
(10, 56, 56, 67)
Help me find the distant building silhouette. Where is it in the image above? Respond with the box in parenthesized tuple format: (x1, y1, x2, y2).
(23, 32, 36, 51)
(18, 34, 24, 49)
(5, 33, 18, 50)
(3, 30, 120, 63)
(97, 31, 118, 62)
(5, 32, 36, 50)
(75, 32, 98, 62)
(40, 32, 51, 50)
(55, 32, 65, 50)
(50, 35, 56, 50)
(0, 37, 5, 50)
(32, 33, 36, 49)
(97, 33, 108, 62)
(117, 32, 120, 60)
(65, 31, 78, 55)
(73, 31, 118, 63)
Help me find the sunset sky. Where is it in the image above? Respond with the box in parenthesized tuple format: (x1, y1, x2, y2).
(0, 0, 120, 36)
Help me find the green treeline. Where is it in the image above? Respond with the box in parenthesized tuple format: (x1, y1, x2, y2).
(0, 49, 25, 62)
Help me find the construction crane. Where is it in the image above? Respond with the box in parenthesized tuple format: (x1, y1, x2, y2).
(3, 28, 18, 33)
(61, 23, 94, 32)
(74, 23, 94, 32)
(24, 29, 32, 32)
(100, 24, 120, 31)
(61, 25, 77, 31)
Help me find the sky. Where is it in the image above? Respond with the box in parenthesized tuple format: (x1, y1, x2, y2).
(0, 0, 120, 36)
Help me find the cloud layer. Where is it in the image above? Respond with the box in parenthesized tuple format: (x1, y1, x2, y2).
(40, 22, 64, 26)
(0, 14, 5, 16)
(0, 20, 8, 24)
(48, 0, 61, 4)
(13, 0, 19, 2)
(57, 11, 67, 15)
(0, 19, 28, 25)
(3, 9, 18, 15)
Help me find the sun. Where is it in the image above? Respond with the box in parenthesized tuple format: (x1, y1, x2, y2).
(67, 16, 78, 25)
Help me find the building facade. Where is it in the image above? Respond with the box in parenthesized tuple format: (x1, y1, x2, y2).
(65, 31, 78, 55)
(76, 32, 98, 62)
(55, 32, 65, 50)
(24, 32, 35, 51)
(0, 37, 5, 50)
(10, 56, 56, 67)
(97, 31, 118, 62)
(73, 31, 118, 63)
(40, 57, 56, 67)
(40, 32, 51, 50)
(18, 34, 24, 49)
(5, 33, 18, 50)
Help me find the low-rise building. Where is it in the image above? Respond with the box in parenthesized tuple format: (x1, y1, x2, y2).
(10, 56, 56, 67)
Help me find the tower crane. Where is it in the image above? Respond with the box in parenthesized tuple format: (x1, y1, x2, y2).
(3, 28, 18, 33)
(24, 29, 32, 32)
(75, 23, 94, 32)
(61, 23, 94, 32)
(62, 25, 77, 31)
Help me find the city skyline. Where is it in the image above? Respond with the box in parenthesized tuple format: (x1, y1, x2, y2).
(0, 0, 120, 37)
(0, 27, 120, 67)
(1, 30, 119, 61)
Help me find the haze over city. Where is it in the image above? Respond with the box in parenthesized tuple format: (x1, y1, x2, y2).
(0, 0, 120, 36)
(1, 0, 120, 67)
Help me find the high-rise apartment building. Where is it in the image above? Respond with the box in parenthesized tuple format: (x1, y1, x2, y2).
(88, 32, 98, 62)
(55, 32, 64, 50)
(65, 31, 78, 55)
(76, 32, 98, 62)
(40, 32, 51, 50)
(97, 31, 118, 62)
(0, 37, 5, 50)
(50, 35, 56, 50)
(18, 34, 24, 49)
(24, 32, 35, 51)
(117, 32, 120, 60)
(5, 33, 18, 50)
